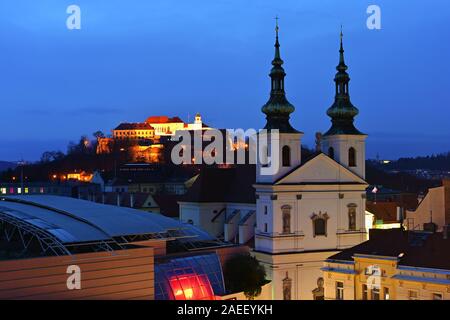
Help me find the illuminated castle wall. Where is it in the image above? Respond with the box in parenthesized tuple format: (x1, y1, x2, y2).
(97, 114, 205, 163)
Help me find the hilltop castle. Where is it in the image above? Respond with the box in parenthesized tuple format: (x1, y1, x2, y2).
(97, 113, 207, 162)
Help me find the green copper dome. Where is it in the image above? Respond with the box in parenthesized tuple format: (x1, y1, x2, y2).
(323, 31, 364, 136)
(261, 22, 299, 134)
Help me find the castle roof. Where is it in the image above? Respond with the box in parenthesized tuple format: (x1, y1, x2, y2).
(146, 116, 184, 124)
(114, 123, 154, 130)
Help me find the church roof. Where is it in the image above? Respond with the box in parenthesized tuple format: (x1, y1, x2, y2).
(181, 165, 256, 204)
(271, 152, 367, 186)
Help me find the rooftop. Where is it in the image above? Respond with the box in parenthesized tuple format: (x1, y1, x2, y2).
(181, 165, 256, 204)
(114, 122, 155, 131)
(328, 228, 450, 271)
(146, 116, 184, 124)
(0, 195, 220, 259)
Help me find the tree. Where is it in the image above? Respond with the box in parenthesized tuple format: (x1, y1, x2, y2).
(93, 131, 105, 139)
(40, 151, 65, 163)
(40, 151, 54, 163)
(223, 253, 268, 300)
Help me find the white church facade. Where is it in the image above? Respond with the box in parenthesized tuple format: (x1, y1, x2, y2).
(179, 25, 369, 300)
(253, 25, 368, 300)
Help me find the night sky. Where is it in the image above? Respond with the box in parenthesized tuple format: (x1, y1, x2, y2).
(1, 0, 450, 161)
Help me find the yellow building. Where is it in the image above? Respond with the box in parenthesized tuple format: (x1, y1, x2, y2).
(113, 122, 155, 140)
(323, 228, 450, 300)
(405, 179, 450, 232)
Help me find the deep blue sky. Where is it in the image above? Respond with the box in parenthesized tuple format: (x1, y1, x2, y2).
(1, 0, 450, 161)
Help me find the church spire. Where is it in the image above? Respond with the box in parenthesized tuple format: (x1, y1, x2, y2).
(323, 29, 363, 136)
(261, 18, 299, 133)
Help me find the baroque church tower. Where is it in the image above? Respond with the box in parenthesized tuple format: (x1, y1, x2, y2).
(254, 26, 368, 300)
(256, 20, 303, 184)
(321, 31, 367, 178)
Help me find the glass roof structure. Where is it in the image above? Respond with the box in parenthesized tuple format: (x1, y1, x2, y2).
(155, 253, 226, 300)
(0, 195, 225, 257)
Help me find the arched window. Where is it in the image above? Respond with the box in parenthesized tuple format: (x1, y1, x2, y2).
(348, 204, 357, 231)
(314, 219, 326, 236)
(311, 212, 329, 237)
(348, 147, 356, 167)
(282, 146, 291, 167)
(281, 205, 291, 234)
(328, 147, 335, 160)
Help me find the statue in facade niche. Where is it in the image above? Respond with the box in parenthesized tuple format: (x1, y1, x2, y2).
(312, 277, 325, 300)
(282, 271, 292, 300)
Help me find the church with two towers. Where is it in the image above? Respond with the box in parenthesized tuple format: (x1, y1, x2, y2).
(179, 22, 369, 300)
(253, 23, 368, 300)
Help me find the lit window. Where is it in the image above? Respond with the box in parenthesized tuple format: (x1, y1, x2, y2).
(384, 287, 390, 300)
(0, 188, 6, 194)
(336, 282, 344, 300)
(372, 286, 380, 300)
(17, 188, 22, 194)
(24, 188, 29, 194)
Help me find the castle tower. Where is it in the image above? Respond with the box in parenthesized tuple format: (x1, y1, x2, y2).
(321, 30, 367, 178)
(194, 113, 202, 125)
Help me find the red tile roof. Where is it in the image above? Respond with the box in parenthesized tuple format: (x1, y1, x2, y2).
(145, 116, 184, 124)
(366, 201, 400, 223)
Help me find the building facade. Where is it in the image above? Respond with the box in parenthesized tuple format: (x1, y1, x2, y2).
(323, 229, 450, 300)
(253, 26, 368, 300)
(406, 179, 450, 232)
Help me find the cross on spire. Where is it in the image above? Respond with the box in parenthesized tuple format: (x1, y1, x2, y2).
(275, 16, 279, 34)
(261, 16, 299, 134)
